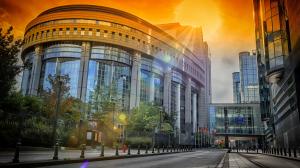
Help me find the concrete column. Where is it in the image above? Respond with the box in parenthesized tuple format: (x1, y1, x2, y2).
(176, 83, 181, 133)
(78, 42, 91, 102)
(129, 52, 141, 109)
(163, 68, 172, 114)
(192, 93, 197, 133)
(21, 69, 30, 95)
(149, 73, 155, 102)
(29, 45, 43, 95)
(185, 78, 191, 124)
(198, 87, 207, 128)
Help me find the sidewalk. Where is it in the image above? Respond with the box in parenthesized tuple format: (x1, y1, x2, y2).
(241, 153, 300, 168)
(227, 153, 259, 168)
(0, 148, 139, 163)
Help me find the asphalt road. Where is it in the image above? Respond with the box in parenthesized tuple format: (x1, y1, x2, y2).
(240, 153, 300, 168)
(40, 149, 226, 168)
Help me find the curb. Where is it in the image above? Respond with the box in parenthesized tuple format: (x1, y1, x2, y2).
(216, 150, 229, 168)
(0, 150, 196, 168)
(238, 153, 267, 168)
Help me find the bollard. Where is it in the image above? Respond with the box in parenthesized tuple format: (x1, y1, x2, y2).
(100, 143, 104, 157)
(166, 146, 169, 152)
(80, 144, 86, 159)
(128, 145, 131, 155)
(247, 148, 248, 153)
(257, 148, 259, 154)
(280, 148, 283, 156)
(53, 142, 59, 160)
(288, 148, 291, 157)
(152, 146, 155, 153)
(115, 145, 119, 156)
(137, 145, 140, 155)
(162, 146, 165, 152)
(284, 148, 287, 156)
(293, 148, 297, 158)
(145, 145, 148, 154)
(12, 141, 21, 163)
(157, 146, 160, 153)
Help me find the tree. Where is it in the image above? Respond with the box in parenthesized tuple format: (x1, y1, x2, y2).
(127, 103, 173, 135)
(0, 26, 23, 104)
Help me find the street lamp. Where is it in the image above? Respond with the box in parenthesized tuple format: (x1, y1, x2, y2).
(52, 75, 63, 160)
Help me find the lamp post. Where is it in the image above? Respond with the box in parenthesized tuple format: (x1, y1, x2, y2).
(52, 76, 63, 160)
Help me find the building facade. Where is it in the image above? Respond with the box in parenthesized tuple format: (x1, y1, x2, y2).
(210, 103, 264, 148)
(232, 72, 241, 103)
(253, 0, 300, 148)
(20, 5, 211, 145)
(239, 52, 260, 103)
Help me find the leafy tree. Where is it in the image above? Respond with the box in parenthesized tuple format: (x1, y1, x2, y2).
(127, 103, 174, 135)
(0, 26, 24, 104)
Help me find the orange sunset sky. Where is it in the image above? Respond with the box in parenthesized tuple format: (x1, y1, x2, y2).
(0, 0, 256, 103)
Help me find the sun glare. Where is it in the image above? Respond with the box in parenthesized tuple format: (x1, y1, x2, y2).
(174, 0, 222, 40)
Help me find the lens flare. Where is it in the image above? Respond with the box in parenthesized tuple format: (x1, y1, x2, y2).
(80, 160, 89, 168)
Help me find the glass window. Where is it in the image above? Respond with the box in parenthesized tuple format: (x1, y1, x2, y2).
(81, 28, 85, 35)
(275, 56, 283, 66)
(40, 58, 80, 97)
(266, 19, 272, 33)
(274, 39, 282, 57)
(44, 44, 82, 59)
(268, 41, 275, 58)
(272, 15, 280, 31)
(86, 60, 131, 113)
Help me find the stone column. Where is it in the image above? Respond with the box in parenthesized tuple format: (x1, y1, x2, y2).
(149, 73, 155, 102)
(198, 87, 207, 128)
(185, 78, 191, 124)
(78, 42, 91, 102)
(176, 83, 181, 144)
(192, 93, 197, 133)
(129, 51, 141, 109)
(28, 45, 43, 95)
(163, 68, 172, 114)
(176, 84, 181, 128)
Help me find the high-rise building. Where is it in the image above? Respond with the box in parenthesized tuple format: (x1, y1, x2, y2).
(232, 72, 241, 103)
(253, 0, 300, 148)
(20, 5, 211, 145)
(239, 52, 260, 103)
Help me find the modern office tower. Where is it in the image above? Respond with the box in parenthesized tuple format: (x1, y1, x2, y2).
(232, 72, 241, 103)
(210, 103, 264, 148)
(253, 0, 300, 148)
(20, 5, 211, 145)
(239, 52, 260, 103)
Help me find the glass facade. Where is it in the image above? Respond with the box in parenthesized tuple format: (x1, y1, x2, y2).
(232, 72, 241, 103)
(140, 57, 164, 106)
(21, 52, 34, 95)
(212, 104, 263, 135)
(86, 45, 132, 113)
(239, 52, 260, 103)
(264, 0, 289, 70)
(40, 44, 81, 97)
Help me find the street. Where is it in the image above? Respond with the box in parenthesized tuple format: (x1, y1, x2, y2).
(39, 149, 226, 168)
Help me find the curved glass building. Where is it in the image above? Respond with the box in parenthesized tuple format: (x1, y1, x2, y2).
(21, 5, 210, 144)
